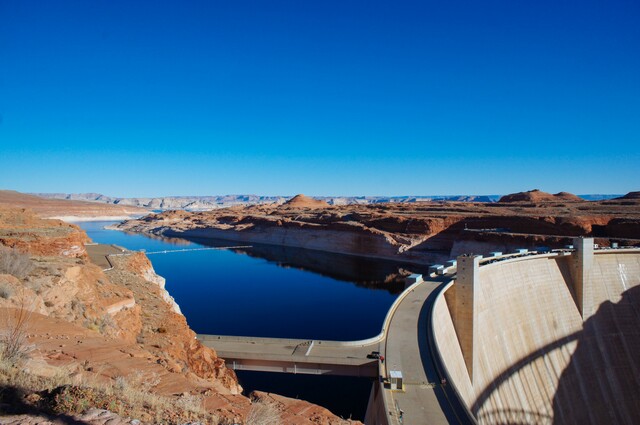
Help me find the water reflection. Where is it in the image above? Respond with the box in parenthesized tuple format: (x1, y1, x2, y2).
(186, 236, 428, 294)
(112, 226, 427, 294)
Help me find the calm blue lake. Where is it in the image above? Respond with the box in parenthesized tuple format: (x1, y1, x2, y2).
(79, 221, 425, 419)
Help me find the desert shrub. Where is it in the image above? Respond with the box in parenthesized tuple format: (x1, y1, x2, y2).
(114, 375, 127, 391)
(99, 314, 116, 333)
(0, 283, 13, 299)
(174, 392, 204, 412)
(26, 279, 43, 294)
(0, 365, 223, 424)
(127, 370, 161, 393)
(84, 320, 100, 332)
(0, 302, 32, 364)
(84, 314, 117, 334)
(246, 400, 281, 425)
(0, 246, 33, 279)
(71, 299, 86, 316)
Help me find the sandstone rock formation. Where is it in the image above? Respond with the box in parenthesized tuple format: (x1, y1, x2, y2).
(0, 207, 89, 257)
(280, 194, 331, 209)
(114, 192, 640, 265)
(498, 189, 583, 203)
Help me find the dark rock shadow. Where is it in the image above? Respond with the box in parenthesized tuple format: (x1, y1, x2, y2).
(0, 385, 87, 425)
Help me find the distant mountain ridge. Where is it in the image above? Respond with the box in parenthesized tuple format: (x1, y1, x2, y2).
(33, 192, 622, 211)
(33, 192, 503, 210)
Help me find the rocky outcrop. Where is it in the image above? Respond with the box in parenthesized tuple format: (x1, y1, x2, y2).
(280, 194, 331, 209)
(114, 195, 640, 264)
(498, 189, 583, 203)
(0, 207, 89, 257)
(120, 252, 181, 314)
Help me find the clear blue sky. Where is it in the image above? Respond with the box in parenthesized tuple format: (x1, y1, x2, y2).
(1, 0, 638, 197)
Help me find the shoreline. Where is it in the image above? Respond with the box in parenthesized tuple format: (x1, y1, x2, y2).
(161, 227, 447, 265)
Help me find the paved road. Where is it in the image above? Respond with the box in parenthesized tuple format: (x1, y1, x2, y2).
(381, 277, 469, 425)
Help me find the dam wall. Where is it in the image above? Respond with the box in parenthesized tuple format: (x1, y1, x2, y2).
(432, 248, 640, 424)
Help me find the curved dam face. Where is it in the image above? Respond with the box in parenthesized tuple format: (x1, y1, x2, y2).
(433, 247, 640, 424)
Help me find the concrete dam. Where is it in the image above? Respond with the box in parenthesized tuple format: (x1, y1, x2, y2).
(432, 240, 640, 424)
(194, 238, 639, 424)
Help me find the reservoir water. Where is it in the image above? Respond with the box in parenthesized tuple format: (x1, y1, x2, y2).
(80, 221, 427, 419)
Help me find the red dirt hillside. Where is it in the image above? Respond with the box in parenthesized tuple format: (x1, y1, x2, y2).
(499, 189, 583, 203)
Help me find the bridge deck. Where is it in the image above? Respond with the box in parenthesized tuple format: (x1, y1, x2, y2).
(198, 334, 381, 377)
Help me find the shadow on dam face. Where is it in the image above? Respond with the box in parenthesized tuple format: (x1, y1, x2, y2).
(470, 285, 640, 425)
(552, 285, 640, 425)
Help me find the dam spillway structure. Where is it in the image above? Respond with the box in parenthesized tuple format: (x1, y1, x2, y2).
(431, 238, 640, 424)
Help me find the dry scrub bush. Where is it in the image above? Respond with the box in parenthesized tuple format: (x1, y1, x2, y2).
(0, 297, 33, 364)
(124, 370, 161, 393)
(246, 400, 282, 425)
(83, 314, 117, 334)
(0, 362, 222, 424)
(0, 246, 33, 279)
(175, 392, 205, 414)
(0, 355, 71, 394)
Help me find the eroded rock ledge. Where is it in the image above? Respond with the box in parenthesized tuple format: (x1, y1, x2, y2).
(114, 194, 640, 264)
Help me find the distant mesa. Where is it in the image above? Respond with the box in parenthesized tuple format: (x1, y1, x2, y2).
(616, 191, 640, 200)
(0, 189, 147, 219)
(281, 194, 330, 209)
(499, 189, 582, 203)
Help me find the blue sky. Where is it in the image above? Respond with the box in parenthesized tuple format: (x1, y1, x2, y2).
(1, 0, 638, 197)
